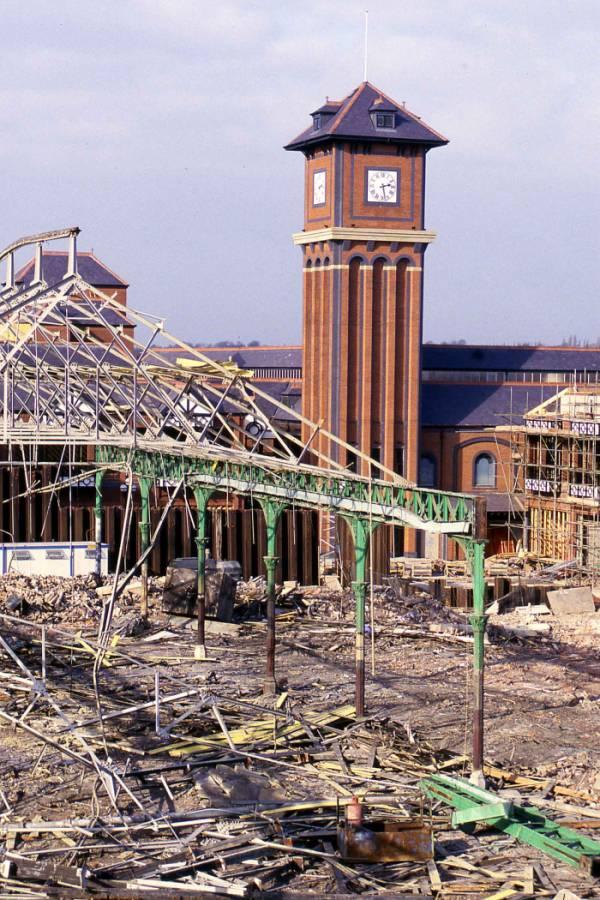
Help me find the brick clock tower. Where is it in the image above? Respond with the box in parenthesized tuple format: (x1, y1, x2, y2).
(286, 81, 447, 558)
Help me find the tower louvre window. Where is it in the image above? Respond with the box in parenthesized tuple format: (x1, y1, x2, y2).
(313, 114, 321, 130)
(375, 112, 395, 129)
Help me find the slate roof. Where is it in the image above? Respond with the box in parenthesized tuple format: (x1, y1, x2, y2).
(252, 381, 301, 421)
(16, 251, 128, 289)
(311, 101, 341, 115)
(156, 346, 303, 370)
(154, 343, 600, 377)
(52, 303, 131, 328)
(0, 342, 132, 367)
(422, 344, 600, 372)
(285, 81, 448, 151)
(421, 384, 552, 428)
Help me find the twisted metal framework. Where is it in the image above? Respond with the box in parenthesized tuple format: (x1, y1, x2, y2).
(0, 229, 489, 778)
(0, 228, 477, 534)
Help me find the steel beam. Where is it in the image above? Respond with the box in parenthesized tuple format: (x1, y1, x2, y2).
(421, 773, 600, 876)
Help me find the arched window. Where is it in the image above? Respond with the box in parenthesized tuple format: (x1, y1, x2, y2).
(474, 453, 496, 487)
(419, 454, 436, 488)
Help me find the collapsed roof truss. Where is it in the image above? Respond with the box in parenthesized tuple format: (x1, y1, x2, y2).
(1, 229, 417, 479)
(0, 229, 481, 534)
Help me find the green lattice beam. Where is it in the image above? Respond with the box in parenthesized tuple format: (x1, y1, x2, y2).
(96, 445, 477, 534)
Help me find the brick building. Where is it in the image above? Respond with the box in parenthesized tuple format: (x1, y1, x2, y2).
(14, 249, 132, 344)
(185, 343, 600, 563)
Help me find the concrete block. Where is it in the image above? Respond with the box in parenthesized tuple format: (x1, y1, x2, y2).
(322, 574, 343, 591)
(547, 586, 595, 616)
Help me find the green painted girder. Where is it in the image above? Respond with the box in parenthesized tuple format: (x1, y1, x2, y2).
(96, 445, 476, 533)
(421, 773, 600, 876)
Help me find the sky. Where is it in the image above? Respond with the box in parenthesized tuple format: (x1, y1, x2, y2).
(1, 0, 599, 346)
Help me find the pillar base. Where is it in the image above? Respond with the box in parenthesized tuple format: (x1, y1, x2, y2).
(469, 769, 486, 788)
(194, 644, 207, 661)
(262, 678, 277, 696)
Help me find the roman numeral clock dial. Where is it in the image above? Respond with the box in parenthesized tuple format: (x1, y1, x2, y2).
(367, 169, 398, 203)
(313, 170, 326, 205)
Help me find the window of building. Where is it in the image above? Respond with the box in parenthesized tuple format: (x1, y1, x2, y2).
(346, 446, 357, 474)
(46, 549, 66, 560)
(370, 445, 380, 480)
(375, 112, 395, 128)
(474, 453, 496, 487)
(312, 114, 321, 130)
(419, 454, 436, 487)
(394, 446, 405, 477)
(12, 550, 32, 560)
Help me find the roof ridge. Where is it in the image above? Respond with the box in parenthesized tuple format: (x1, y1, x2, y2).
(426, 343, 600, 352)
(329, 82, 368, 135)
(29, 249, 94, 257)
(154, 344, 302, 352)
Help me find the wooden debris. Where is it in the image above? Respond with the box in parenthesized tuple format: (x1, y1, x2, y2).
(1, 574, 599, 897)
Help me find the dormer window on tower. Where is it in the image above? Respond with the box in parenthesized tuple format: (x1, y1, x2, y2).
(369, 95, 398, 131)
(310, 100, 341, 133)
(374, 112, 395, 129)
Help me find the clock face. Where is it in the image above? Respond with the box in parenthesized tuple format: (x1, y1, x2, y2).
(313, 170, 326, 206)
(367, 169, 398, 203)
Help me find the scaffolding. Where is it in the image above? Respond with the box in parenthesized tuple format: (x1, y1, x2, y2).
(512, 387, 600, 580)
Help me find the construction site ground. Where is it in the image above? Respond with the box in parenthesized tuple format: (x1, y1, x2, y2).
(0, 574, 599, 897)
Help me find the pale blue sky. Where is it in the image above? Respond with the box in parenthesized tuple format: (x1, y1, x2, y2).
(1, 0, 599, 345)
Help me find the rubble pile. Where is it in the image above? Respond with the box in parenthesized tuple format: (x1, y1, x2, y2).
(0, 573, 599, 896)
(0, 574, 162, 626)
(0, 574, 102, 624)
(295, 583, 466, 629)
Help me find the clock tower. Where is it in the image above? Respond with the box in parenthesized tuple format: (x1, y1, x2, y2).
(286, 81, 447, 557)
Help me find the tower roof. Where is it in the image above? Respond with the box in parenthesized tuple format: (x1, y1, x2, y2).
(285, 81, 448, 152)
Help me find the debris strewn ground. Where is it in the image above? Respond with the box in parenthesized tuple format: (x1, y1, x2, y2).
(0, 574, 599, 897)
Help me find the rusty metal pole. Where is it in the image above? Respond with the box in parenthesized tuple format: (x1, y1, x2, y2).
(94, 469, 104, 579)
(263, 554, 278, 692)
(468, 539, 487, 786)
(352, 580, 367, 716)
(194, 532, 209, 659)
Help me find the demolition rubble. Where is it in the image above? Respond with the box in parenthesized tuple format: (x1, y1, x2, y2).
(0, 574, 599, 897)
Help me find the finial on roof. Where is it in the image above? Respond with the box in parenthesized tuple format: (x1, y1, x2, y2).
(363, 9, 368, 82)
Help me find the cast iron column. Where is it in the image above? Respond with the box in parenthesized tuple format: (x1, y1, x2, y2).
(467, 538, 487, 785)
(348, 516, 373, 717)
(139, 478, 152, 618)
(193, 487, 213, 661)
(259, 500, 286, 694)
